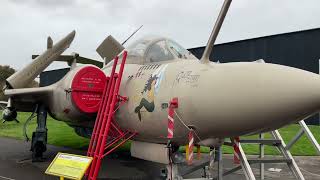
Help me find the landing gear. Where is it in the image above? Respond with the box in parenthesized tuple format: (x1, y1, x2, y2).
(165, 142, 184, 180)
(31, 105, 48, 162)
(164, 143, 221, 180)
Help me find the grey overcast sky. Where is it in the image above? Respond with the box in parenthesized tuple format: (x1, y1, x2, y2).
(1, 0, 320, 70)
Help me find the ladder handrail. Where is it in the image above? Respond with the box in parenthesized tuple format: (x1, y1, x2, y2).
(87, 51, 137, 180)
(87, 56, 119, 157)
(88, 57, 119, 178)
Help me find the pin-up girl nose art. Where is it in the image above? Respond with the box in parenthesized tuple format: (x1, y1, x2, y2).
(134, 75, 158, 121)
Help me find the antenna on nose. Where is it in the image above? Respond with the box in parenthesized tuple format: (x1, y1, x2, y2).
(200, 0, 232, 63)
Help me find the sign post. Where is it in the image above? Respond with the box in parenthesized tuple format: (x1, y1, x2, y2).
(46, 153, 92, 180)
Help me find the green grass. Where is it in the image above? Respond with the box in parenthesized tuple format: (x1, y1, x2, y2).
(186, 124, 320, 156)
(0, 111, 319, 155)
(0, 111, 89, 149)
(236, 125, 320, 156)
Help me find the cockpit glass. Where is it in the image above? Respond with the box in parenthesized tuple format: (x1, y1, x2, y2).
(127, 39, 151, 59)
(167, 40, 197, 59)
(145, 40, 174, 62)
(107, 37, 198, 66)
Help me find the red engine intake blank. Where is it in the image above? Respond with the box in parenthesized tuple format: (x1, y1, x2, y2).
(71, 66, 107, 113)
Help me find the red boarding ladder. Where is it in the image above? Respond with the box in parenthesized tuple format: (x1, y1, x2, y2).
(86, 51, 137, 180)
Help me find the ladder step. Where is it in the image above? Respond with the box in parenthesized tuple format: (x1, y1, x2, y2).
(240, 139, 282, 145)
(248, 158, 292, 164)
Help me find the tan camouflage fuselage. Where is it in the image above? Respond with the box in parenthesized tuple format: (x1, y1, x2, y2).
(96, 58, 320, 146)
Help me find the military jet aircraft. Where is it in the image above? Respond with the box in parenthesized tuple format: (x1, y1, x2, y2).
(3, 0, 320, 163)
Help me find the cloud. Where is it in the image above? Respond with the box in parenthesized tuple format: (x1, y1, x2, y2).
(9, 0, 77, 8)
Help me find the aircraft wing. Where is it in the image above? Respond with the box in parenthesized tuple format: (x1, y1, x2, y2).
(6, 31, 75, 89)
(32, 35, 125, 69)
(4, 86, 54, 111)
(32, 54, 104, 68)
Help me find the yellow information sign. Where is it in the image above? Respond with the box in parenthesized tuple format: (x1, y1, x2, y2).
(45, 152, 92, 180)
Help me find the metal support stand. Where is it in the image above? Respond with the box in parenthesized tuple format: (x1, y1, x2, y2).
(166, 163, 183, 180)
(237, 139, 256, 180)
(286, 121, 320, 155)
(208, 148, 215, 179)
(259, 134, 264, 180)
(271, 130, 305, 180)
(31, 104, 48, 162)
(223, 129, 306, 180)
(257, 120, 319, 179)
(165, 146, 213, 180)
(216, 146, 223, 180)
(163, 119, 320, 180)
(166, 144, 183, 180)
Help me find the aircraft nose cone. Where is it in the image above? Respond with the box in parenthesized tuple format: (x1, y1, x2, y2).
(174, 63, 320, 138)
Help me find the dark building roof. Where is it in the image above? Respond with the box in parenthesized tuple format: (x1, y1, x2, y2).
(188, 28, 320, 125)
(189, 28, 320, 73)
(40, 68, 70, 87)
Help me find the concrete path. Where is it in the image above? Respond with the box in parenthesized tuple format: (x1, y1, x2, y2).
(0, 137, 319, 180)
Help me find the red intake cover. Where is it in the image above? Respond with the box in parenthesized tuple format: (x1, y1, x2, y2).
(71, 66, 107, 113)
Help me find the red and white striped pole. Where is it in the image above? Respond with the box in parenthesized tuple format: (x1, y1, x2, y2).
(188, 130, 194, 165)
(167, 98, 178, 139)
(233, 136, 240, 164)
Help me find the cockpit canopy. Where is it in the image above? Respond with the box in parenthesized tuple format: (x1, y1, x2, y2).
(124, 37, 197, 64)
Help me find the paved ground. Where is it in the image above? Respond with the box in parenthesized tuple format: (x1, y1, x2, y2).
(0, 137, 319, 180)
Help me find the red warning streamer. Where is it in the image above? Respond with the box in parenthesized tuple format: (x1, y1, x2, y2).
(233, 136, 240, 164)
(167, 98, 178, 139)
(188, 130, 194, 165)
